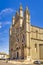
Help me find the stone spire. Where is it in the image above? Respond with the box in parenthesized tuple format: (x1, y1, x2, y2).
(20, 4, 23, 10)
(19, 4, 23, 27)
(19, 4, 23, 17)
(24, 6, 30, 23)
(12, 16, 15, 25)
(25, 6, 30, 15)
(16, 11, 19, 16)
(26, 6, 28, 11)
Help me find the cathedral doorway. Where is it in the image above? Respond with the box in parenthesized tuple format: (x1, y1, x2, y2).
(16, 52, 19, 59)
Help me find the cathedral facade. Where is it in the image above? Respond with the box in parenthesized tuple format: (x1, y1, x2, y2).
(9, 5, 43, 60)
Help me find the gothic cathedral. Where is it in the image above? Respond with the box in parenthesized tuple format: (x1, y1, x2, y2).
(9, 5, 43, 60)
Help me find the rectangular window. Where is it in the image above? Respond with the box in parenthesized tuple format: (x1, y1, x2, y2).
(35, 44, 37, 52)
(36, 30, 38, 39)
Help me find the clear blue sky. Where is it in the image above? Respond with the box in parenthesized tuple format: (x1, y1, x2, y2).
(0, 0, 43, 54)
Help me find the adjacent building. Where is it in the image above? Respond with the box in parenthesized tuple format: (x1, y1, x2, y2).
(0, 52, 9, 59)
(9, 5, 43, 60)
